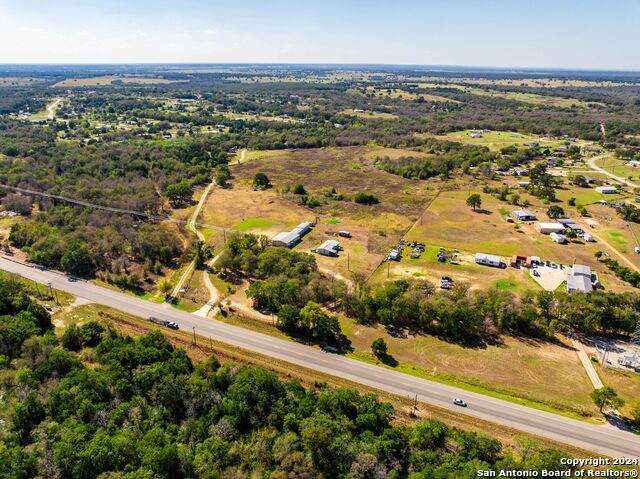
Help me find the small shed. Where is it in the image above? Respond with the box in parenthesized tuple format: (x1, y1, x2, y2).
(550, 232, 567, 244)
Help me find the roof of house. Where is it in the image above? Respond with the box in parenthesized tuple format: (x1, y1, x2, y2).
(572, 264, 592, 277)
(272, 231, 300, 246)
(537, 222, 565, 230)
(567, 274, 593, 293)
(511, 209, 536, 218)
(318, 240, 340, 251)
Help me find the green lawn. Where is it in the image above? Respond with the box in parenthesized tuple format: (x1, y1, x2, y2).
(234, 217, 280, 231)
(605, 229, 629, 252)
(434, 130, 565, 152)
(595, 155, 640, 181)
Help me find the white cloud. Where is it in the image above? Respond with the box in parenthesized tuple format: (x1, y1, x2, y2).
(18, 26, 44, 33)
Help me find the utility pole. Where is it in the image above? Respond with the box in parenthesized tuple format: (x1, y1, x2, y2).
(411, 394, 418, 417)
(192, 326, 196, 346)
(347, 253, 350, 272)
(387, 261, 390, 279)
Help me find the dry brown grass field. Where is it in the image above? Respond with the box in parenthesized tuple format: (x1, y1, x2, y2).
(53, 75, 183, 87)
(220, 146, 440, 277)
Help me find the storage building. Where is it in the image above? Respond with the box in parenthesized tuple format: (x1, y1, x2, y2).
(475, 252, 504, 268)
(536, 222, 566, 234)
(596, 186, 618, 194)
(271, 221, 313, 248)
(550, 232, 567, 244)
(315, 240, 340, 257)
(511, 210, 537, 221)
(567, 274, 593, 293)
(567, 264, 594, 293)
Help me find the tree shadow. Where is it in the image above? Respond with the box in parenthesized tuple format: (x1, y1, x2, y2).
(474, 208, 492, 215)
(375, 353, 398, 367)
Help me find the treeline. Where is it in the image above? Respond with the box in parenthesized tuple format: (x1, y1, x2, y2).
(598, 255, 640, 288)
(375, 141, 495, 179)
(217, 234, 344, 343)
(9, 206, 184, 283)
(0, 276, 573, 478)
(218, 235, 638, 343)
(0, 122, 232, 284)
(340, 279, 639, 340)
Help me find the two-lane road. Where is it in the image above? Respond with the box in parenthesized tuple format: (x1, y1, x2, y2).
(1, 256, 639, 458)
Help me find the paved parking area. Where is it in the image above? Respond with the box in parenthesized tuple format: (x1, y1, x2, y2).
(529, 265, 569, 291)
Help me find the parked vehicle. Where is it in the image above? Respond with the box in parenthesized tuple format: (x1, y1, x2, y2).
(148, 316, 179, 330)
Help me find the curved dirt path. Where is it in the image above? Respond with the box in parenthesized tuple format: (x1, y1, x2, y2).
(169, 180, 217, 300)
(46, 98, 62, 120)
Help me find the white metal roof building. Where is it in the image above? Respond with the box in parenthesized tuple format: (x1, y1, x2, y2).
(572, 264, 591, 277)
(316, 240, 340, 257)
(271, 221, 313, 248)
(567, 264, 594, 293)
(511, 209, 537, 221)
(567, 274, 593, 293)
(475, 252, 503, 268)
(596, 186, 618, 194)
(536, 222, 566, 234)
(550, 232, 567, 244)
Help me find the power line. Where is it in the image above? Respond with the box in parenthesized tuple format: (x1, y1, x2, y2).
(0, 183, 238, 234)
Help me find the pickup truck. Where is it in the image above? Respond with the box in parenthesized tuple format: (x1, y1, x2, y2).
(147, 316, 180, 330)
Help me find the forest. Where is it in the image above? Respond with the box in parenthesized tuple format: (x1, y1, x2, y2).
(0, 276, 574, 478)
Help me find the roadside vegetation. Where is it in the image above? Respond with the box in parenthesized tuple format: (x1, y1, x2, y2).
(0, 276, 577, 478)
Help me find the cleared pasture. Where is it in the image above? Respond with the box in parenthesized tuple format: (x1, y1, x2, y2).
(52, 75, 183, 87)
(341, 316, 598, 418)
(429, 130, 566, 152)
(419, 83, 601, 108)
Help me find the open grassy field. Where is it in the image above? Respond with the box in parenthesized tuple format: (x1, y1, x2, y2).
(554, 184, 626, 206)
(427, 130, 566, 152)
(200, 184, 312, 245)
(595, 155, 640, 181)
(417, 76, 640, 89)
(0, 76, 45, 86)
(340, 316, 598, 419)
(222, 146, 439, 276)
(595, 364, 640, 418)
(218, 111, 302, 123)
(52, 75, 183, 88)
(418, 83, 602, 108)
(348, 86, 460, 103)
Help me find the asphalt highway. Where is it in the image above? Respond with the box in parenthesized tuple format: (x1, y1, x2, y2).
(2, 256, 639, 458)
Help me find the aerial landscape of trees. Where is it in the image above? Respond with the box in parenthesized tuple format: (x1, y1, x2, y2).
(0, 276, 575, 478)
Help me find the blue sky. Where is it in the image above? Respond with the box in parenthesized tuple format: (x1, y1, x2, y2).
(0, 0, 638, 69)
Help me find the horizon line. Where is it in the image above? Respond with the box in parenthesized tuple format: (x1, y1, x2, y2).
(0, 62, 639, 74)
